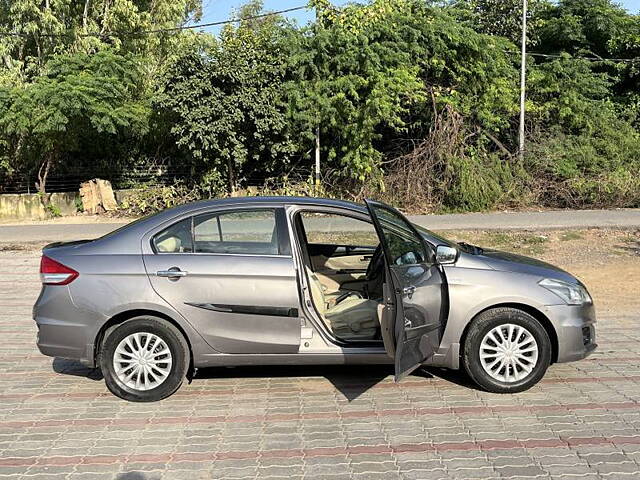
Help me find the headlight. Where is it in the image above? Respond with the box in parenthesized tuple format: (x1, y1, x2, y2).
(539, 278, 592, 305)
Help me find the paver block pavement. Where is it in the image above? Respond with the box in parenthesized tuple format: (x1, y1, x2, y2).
(2, 251, 640, 479)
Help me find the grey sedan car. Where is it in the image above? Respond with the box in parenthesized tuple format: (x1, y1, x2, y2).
(34, 197, 597, 401)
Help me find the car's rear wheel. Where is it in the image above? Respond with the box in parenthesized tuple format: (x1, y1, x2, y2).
(99, 316, 189, 402)
(463, 307, 551, 393)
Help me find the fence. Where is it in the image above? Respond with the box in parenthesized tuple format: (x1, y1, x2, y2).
(0, 166, 206, 195)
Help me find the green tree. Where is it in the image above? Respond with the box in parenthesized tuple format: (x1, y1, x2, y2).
(0, 49, 150, 201)
(160, 2, 300, 193)
(289, 0, 518, 184)
(0, 0, 202, 197)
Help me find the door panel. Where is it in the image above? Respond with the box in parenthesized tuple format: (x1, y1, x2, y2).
(389, 265, 446, 377)
(307, 243, 374, 292)
(313, 254, 369, 272)
(144, 254, 301, 354)
(307, 244, 375, 271)
(365, 200, 446, 381)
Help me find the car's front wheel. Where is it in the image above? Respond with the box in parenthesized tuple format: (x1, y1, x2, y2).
(463, 307, 552, 393)
(99, 316, 190, 402)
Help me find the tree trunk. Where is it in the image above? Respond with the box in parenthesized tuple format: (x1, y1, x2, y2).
(36, 154, 54, 206)
(83, 0, 91, 30)
(100, 0, 111, 35)
(227, 158, 236, 195)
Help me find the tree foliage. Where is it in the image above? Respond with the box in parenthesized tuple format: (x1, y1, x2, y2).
(159, 2, 299, 192)
(0, 0, 639, 212)
(0, 0, 200, 197)
(0, 49, 149, 199)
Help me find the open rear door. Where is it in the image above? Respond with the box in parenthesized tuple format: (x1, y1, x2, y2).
(365, 200, 446, 381)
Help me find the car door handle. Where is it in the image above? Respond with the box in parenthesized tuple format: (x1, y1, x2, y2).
(157, 268, 188, 279)
(402, 286, 416, 296)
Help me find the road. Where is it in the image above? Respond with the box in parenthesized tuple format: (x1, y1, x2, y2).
(2, 250, 640, 479)
(1, 208, 639, 244)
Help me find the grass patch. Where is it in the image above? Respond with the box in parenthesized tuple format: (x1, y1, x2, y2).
(441, 231, 550, 256)
(481, 232, 512, 247)
(560, 231, 583, 241)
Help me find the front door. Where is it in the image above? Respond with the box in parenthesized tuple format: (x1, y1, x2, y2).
(365, 200, 447, 381)
(143, 207, 301, 354)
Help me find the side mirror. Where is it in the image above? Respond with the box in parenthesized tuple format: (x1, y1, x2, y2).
(435, 245, 458, 265)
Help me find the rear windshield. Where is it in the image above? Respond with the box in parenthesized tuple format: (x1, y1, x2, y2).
(98, 212, 158, 240)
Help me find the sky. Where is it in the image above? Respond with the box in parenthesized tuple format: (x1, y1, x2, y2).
(198, 0, 640, 35)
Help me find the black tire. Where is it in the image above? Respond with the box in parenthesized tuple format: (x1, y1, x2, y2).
(99, 316, 190, 402)
(462, 307, 551, 393)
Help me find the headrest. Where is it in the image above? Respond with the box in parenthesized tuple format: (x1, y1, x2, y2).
(156, 236, 182, 253)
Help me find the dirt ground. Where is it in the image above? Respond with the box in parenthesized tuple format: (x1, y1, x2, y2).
(440, 228, 640, 318)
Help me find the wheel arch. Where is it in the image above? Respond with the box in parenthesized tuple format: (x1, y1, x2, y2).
(459, 303, 559, 364)
(94, 309, 194, 372)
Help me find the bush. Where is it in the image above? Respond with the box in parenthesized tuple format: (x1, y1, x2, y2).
(563, 170, 640, 208)
(525, 115, 640, 208)
(118, 182, 203, 216)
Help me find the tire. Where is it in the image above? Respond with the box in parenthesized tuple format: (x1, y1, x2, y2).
(462, 307, 551, 394)
(99, 316, 190, 402)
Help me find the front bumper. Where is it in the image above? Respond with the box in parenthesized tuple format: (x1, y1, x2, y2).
(545, 302, 597, 363)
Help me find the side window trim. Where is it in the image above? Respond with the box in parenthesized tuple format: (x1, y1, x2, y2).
(276, 208, 292, 256)
(216, 216, 222, 242)
(189, 216, 195, 253)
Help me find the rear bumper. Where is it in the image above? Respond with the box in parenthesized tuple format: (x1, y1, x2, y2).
(546, 302, 597, 363)
(33, 286, 94, 366)
(35, 320, 92, 365)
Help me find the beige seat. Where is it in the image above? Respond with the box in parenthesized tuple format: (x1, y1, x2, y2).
(306, 267, 379, 340)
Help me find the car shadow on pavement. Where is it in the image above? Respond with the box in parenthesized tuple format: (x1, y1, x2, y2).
(195, 364, 394, 401)
(50, 360, 476, 400)
(116, 473, 160, 480)
(52, 357, 103, 380)
(416, 366, 480, 390)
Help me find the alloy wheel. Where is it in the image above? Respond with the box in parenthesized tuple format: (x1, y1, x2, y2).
(112, 332, 173, 391)
(479, 323, 539, 383)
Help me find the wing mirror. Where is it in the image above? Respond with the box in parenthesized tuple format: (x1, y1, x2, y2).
(435, 245, 458, 265)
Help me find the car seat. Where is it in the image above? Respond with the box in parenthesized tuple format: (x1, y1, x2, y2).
(306, 267, 379, 340)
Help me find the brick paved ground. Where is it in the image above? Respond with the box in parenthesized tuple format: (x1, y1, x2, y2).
(2, 251, 640, 480)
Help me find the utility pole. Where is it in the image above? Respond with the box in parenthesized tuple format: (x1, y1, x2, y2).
(314, 5, 321, 195)
(315, 126, 321, 194)
(518, 0, 528, 162)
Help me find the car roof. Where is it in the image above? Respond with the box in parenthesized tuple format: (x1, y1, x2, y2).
(185, 196, 367, 211)
(154, 196, 370, 220)
(88, 196, 370, 253)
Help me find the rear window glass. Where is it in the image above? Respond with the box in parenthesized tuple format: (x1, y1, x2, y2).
(153, 218, 193, 253)
(194, 210, 278, 255)
(152, 209, 279, 255)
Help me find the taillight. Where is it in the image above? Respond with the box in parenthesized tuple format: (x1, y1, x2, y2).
(40, 255, 79, 285)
